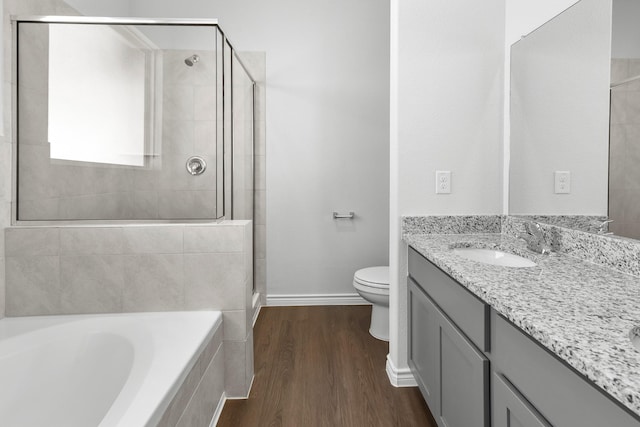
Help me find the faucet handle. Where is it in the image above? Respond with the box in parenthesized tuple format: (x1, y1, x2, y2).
(524, 221, 543, 237)
(597, 219, 614, 234)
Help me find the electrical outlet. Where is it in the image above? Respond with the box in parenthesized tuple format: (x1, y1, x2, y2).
(436, 171, 451, 194)
(554, 171, 571, 194)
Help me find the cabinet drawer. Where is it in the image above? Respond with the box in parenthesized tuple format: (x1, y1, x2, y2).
(408, 246, 489, 351)
(492, 311, 640, 427)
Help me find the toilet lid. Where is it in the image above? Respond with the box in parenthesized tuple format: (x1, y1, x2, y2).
(354, 266, 389, 286)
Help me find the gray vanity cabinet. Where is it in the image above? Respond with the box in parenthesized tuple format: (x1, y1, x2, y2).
(408, 246, 640, 427)
(491, 311, 640, 427)
(492, 373, 551, 427)
(408, 249, 490, 427)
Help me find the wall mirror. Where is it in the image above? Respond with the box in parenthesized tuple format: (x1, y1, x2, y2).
(509, 0, 640, 239)
(15, 17, 225, 221)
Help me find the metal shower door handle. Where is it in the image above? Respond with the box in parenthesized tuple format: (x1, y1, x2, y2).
(186, 156, 207, 175)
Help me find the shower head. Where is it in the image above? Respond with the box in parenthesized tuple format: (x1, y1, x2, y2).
(184, 54, 200, 67)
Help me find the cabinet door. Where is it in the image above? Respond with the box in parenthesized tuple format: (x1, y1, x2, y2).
(492, 373, 551, 427)
(437, 304, 489, 427)
(408, 278, 439, 412)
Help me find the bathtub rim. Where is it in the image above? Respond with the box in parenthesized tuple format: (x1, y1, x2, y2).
(0, 310, 223, 427)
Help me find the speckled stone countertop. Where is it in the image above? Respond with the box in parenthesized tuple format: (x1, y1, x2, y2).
(404, 231, 640, 416)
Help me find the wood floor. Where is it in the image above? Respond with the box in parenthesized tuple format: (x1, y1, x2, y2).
(217, 305, 437, 427)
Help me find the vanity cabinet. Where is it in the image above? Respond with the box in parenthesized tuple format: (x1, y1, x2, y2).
(492, 372, 551, 427)
(408, 246, 640, 427)
(408, 249, 490, 427)
(491, 310, 640, 427)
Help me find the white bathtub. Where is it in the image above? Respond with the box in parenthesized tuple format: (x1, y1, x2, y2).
(0, 311, 222, 427)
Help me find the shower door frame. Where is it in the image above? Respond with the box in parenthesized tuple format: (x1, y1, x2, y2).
(11, 15, 257, 226)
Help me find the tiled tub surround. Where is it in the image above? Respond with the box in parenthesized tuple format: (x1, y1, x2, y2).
(402, 216, 640, 417)
(0, 311, 224, 426)
(4, 221, 254, 398)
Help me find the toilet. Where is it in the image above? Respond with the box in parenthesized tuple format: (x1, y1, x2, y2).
(353, 266, 390, 341)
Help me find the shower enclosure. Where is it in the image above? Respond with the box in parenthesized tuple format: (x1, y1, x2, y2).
(14, 16, 255, 224)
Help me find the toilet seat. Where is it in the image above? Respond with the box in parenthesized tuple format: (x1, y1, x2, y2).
(354, 266, 389, 293)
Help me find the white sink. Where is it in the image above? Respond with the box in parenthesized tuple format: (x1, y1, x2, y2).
(453, 248, 537, 268)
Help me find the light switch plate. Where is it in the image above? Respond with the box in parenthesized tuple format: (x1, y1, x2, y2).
(554, 171, 570, 194)
(436, 171, 451, 194)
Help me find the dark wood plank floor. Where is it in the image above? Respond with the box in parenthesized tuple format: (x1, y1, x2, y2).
(218, 305, 437, 427)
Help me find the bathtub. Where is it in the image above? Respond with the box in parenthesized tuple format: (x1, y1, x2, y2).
(0, 311, 223, 427)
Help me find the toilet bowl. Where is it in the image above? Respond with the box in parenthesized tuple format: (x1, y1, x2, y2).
(353, 266, 389, 341)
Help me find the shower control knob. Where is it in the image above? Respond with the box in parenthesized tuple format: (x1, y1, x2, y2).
(186, 156, 207, 175)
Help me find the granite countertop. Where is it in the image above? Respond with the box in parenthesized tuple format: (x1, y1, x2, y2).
(404, 231, 640, 416)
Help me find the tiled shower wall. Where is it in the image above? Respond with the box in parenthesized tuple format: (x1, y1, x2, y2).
(610, 58, 640, 239)
(5, 221, 254, 397)
(17, 40, 221, 220)
(0, 0, 82, 318)
(1, 0, 268, 316)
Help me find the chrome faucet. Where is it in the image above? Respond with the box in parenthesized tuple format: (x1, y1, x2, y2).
(597, 219, 614, 235)
(517, 222, 552, 255)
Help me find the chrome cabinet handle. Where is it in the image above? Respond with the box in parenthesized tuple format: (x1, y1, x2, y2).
(186, 156, 207, 175)
(333, 212, 354, 219)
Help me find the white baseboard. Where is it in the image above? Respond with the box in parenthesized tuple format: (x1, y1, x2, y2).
(209, 392, 227, 426)
(386, 355, 417, 387)
(267, 293, 369, 306)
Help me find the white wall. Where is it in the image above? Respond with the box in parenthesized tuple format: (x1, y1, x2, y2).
(389, 0, 505, 384)
(506, 0, 581, 45)
(64, 0, 391, 301)
(63, 0, 130, 16)
(387, 0, 599, 384)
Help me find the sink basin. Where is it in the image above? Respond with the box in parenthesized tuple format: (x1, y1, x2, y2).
(452, 248, 537, 268)
(630, 327, 640, 352)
